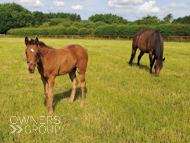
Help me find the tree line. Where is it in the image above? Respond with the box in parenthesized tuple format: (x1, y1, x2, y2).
(1, 3, 190, 35)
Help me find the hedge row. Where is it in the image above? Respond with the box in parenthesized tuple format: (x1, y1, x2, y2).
(7, 24, 190, 36)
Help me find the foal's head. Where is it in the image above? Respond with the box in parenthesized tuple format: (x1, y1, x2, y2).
(25, 37, 40, 73)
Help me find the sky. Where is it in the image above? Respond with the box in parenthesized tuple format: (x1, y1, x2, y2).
(0, 0, 190, 21)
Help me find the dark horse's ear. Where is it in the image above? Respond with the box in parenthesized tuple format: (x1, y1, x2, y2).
(25, 37, 29, 45)
(163, 58, 165, 61)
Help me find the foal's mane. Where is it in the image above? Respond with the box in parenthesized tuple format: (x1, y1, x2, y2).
(29, 39, 53, 49)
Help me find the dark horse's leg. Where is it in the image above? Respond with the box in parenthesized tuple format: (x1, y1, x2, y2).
(149, 51, 154, 73)
(129, 47, 137, 66)
(137, 51, 144, 65)
(150, 56, 156, 73)
(68, 67, 79, 104)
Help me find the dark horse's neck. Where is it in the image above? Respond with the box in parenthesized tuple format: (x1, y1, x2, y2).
(154, 30, 163, 64)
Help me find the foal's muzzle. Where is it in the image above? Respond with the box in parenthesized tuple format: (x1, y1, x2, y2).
(27, 60, 37, 74)
(28, 67, 35, 74)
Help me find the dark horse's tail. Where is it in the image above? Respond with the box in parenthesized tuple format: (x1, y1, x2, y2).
(154, 30, 163, 65)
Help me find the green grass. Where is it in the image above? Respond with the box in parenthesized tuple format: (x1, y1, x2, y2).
(0, 37, 190, 142)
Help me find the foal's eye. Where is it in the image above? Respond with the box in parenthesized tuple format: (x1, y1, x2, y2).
(25, 52, 27, 55)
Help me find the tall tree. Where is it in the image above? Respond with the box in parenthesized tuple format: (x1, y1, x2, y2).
(163, 14, 173, 23)
(32, 11, 48, 27)
(0, 3, 33, 33)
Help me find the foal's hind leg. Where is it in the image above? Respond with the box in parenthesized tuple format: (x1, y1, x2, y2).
(76, 65, 87, 106)
(68, 68, 79, 104)
(129, 47, 137, 66)
(78, 72, 86, 106)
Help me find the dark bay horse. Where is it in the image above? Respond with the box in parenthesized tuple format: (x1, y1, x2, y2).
(25, 37, 88, 115)
(129, 30, 165, 76)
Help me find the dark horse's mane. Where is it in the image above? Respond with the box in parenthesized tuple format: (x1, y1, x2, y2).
(154, 30, 163, 66)
(29, 39, 53, 49)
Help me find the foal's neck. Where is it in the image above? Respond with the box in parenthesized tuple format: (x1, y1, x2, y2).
(38, 45, 52, 56)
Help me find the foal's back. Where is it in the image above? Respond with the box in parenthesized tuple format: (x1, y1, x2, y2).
(55, 44, 88, 75)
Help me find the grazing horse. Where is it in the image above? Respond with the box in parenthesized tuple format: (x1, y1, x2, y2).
(129, 30, 165, 76)
(25, 37, 88, 115)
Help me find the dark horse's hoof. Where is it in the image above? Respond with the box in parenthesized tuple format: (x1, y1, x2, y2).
(129, 62, 132, 66)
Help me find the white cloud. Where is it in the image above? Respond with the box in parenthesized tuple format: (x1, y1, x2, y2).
(53, 1, 65, 7)
(71, 5, 83, 10)
(108, 0, 144, 8)
(46, 7, 54, 11)
(169, 3, 188, 8)
(108, 0, 160, 18)
(162, 3, 189, 13)
(136, 0, 160, 17)
(19, 0, 44, 7)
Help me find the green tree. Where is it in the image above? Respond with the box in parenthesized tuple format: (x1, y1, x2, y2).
(89, 14, 128, 24)
(134, 15, 160, 25)
(163, 14, 173, 23)
(172, 15, 190, 24)
(0, 3, 33, 33)
(78, 20, 94, 29)
(32, 11, 48, 27)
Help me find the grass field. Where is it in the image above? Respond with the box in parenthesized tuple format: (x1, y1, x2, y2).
(0, 37, 190, 142)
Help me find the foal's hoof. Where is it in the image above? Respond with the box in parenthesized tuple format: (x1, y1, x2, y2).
(49, 111, 53, 116)
(68, 99, 73, 104)
(80, 101, 85, 107)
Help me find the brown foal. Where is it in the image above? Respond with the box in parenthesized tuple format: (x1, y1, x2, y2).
(25, 37, 88, 115)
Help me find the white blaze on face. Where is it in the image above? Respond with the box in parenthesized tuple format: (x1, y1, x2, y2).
(30, 49, 34, 53)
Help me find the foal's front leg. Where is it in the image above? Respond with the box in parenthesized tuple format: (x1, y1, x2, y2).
(47, 75, 55, 116)
(41, 76, 49, 112)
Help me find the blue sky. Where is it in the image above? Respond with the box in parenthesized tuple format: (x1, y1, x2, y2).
(1, 0, 190, 21)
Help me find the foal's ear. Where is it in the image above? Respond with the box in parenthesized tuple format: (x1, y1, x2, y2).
(163, 58, 165, 61)
(34, 37, 39, 45)
(25, 37, 29, 45)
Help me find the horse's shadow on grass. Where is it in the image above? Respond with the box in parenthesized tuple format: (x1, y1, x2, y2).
(130, 63, 149, 70)
(129, 63, 157, 74)
(44, 87, 87, 111)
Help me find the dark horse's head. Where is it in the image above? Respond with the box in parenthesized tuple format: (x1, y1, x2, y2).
(154, 58, 165, 76)
(25, 37, 40, 74)
(154, 30, 165, 76)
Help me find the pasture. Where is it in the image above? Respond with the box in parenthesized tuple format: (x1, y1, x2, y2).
(0, 37, 190, 142)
